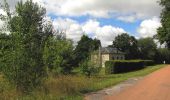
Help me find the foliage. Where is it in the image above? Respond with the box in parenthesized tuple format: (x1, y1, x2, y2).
(74, 35, 101, 66)
(142, 60, 155, 66)
(0, 65, 165, 99)
(105, 60, 145, 74)
(112, 33, 139, 59)
(43, 36, 74, 75)
(80, 59, 101, 78)
(138, 38, 157, 60)
(0, 0, 51, 92)
(154, 48, 170, 64)
(157, 0, 170, 48)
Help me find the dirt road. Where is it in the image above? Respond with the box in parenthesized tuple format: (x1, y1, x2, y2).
(105, 65, 170, 100)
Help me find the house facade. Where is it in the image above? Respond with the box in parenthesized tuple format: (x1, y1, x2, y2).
(91, 47, 125, 67)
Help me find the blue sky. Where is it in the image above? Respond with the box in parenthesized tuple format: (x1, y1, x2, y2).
(0, 0, 163, 46)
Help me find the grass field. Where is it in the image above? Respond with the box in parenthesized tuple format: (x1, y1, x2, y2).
(0, 64, 166, 100)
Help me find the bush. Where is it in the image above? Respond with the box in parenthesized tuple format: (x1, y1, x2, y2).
(80, 59, 101, 78)
(105, 60, 145, 74)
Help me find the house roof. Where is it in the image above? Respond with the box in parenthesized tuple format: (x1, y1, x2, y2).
(100, 47, 124, 54)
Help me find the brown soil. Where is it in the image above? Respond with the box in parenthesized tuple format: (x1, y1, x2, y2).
(105, 65, 170, 100)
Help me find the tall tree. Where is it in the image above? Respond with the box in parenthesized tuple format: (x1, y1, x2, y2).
(112, 33, 139, 59)
(157, 0, 170, 48)
(138, 38, 157, 60)
(0, 0, 51, 92)
(74, 35, 101, 66)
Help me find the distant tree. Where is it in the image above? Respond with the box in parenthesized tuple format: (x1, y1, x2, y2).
(92, 38, 101, 50)
(112, 33, 139, 59)
(74, 35, 101, 66)
(157, 0, 170, 48)
(138, 38, 157, 60)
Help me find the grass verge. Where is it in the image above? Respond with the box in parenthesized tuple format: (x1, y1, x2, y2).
(0, 64, 167, 100)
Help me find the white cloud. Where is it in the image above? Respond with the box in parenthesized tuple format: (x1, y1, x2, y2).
(82, 19, 100, 35)
(95, 26, 125, 47)
(53, 18, 84, 43)
(52, 18, 126, 46)
(41, 0, 161, 22)
(1, 0, 161, 46)
(0, 0, 162, 22)
(138, 17, 162, 38)
(82, 20, 126, 47)
(117, 16, 136, 23)
(117, 13, 150, 23)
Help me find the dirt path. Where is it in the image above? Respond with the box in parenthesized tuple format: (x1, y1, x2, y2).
(85, 65, 170, 100)
(85, 77, 143, 100)
(106, 65, 170, 100)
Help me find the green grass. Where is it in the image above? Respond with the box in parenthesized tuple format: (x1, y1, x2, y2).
(77, 64, 166, 93)
(0, 64, 167, 100)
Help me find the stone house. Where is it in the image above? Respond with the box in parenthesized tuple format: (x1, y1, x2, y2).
(91, 47, 125, 67)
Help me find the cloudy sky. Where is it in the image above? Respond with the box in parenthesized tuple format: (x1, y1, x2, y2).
(0, 0, 162, 46)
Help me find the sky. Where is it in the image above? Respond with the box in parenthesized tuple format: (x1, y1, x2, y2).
(0, 0, 163, 47)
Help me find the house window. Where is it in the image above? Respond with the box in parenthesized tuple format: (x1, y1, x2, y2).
(117, 56, 119, 60)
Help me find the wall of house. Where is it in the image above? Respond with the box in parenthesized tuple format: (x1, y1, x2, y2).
(101, 54, 110, 67)
(92, 53, 125, 68)
(102, 54, 125, 67)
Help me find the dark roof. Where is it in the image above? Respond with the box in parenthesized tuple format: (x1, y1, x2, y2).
(100, 47, 124, 54)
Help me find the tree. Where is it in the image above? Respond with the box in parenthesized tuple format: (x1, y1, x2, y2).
(0, 0, 51, 92)
(157, 0, 170, 48)
(74, 35, 101, 66)
(138, 38, 157, 60)
(43, 36, 74, 75)
(112, 33, 139, 59)
(154, 48, 170, 64)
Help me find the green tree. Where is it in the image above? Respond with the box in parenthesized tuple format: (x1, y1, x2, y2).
(154, 48, 170, 64)
(112, 33, 139, 59)
(138, 38, 157, 60)
(0, 0, 51, 92)
(43, 36, 74, 75)
(157, 0, 170, 48)
(74, 35, 101, 66)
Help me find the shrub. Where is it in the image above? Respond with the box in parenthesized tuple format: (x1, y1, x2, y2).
(105, 60, 145, 74)
(80, 59, 101, 78)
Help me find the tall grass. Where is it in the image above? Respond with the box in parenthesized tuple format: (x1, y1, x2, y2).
(0, 64, 166, 100)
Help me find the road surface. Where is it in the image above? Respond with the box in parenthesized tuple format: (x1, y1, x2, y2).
(105, 65, 170, 100)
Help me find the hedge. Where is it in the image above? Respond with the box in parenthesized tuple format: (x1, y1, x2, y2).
(105, 60, 154, 74)
(142, 60, 155, 66)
